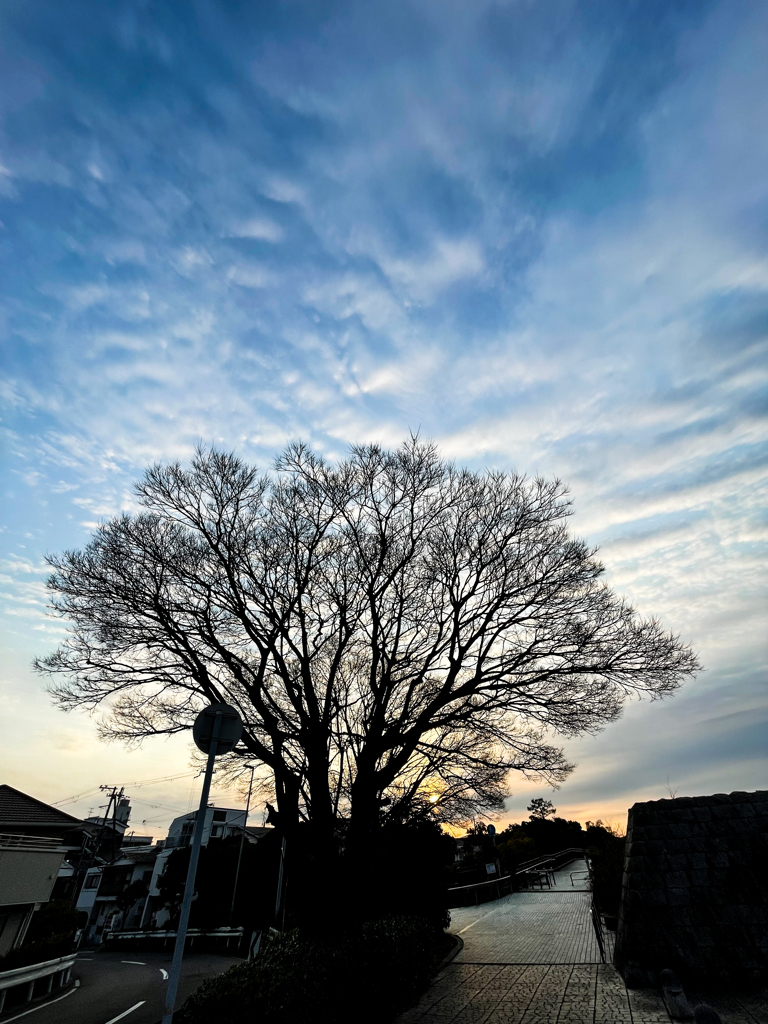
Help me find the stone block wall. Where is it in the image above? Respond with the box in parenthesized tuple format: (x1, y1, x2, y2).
(613, 790, 768, 987)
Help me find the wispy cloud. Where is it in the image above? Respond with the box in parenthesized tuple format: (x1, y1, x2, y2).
(1, 0, 765, 820)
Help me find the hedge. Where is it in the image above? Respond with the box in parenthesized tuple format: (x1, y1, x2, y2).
(176, 915, 452, 1024)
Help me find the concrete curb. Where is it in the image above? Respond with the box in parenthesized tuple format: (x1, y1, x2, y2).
(438, 934, 464, 970)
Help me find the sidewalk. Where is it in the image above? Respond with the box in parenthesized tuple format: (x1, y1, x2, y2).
(396, 855, 768, 1023)
(396, 962, 672, 1024)
(451, 858, 600, 965)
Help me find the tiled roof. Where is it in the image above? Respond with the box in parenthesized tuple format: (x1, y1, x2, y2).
(0, 784, 84, 828)
(614, 789, 768, 987)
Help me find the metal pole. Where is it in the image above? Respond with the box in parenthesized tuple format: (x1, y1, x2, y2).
(161, 710, 223, 1024)
(274, 836, 286, 925)
(229, 765, 255, 925)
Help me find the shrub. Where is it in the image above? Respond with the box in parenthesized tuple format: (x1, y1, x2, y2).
(587, 830, 626, 916)
(175, 915, 452, 1024)
(0, 901, 80, 971)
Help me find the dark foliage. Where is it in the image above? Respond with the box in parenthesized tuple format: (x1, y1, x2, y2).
(585, 822, 626, 915)
(0, 901, 79, 970)
(158, 831, 283, 933)
(452, 822, 500, 886)
(518, 815, 585, 854)
(363, 809, 456, 930)
(527, 798, 556, 820)
(175, 916, 452, 1024)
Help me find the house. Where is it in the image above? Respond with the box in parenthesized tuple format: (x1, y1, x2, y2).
(76, 843, 159, 945)
(142, 805, 265, 929)
(0, 786, 87, 957)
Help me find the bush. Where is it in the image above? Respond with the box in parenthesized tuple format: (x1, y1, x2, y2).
(587, 828, 626, 916)
(175, 915, 452, 1024)
(0, 901, 80, 971)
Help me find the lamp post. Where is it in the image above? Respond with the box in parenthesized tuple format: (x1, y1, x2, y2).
(161, 703, 243, 1024)
(229, 764, 255, 924)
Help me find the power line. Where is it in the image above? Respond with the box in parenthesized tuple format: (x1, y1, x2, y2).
(51, 771, 197, 806)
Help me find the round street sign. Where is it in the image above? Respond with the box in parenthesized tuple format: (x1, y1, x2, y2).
(487, 824, 496, 836)
(192, 702, 243, 755)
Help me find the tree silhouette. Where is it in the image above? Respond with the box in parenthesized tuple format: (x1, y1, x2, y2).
(527, 798, 556, 820)
(36, 438, 699, 867)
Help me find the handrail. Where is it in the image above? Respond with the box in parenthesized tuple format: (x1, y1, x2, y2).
(590, 900, 606, 963)
(516, 847, 585, 872)
(448, 874, 511, 894)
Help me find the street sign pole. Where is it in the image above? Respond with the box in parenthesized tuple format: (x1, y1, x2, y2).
(161, 702, 242, 1024)
(161, 709, 222, 1024)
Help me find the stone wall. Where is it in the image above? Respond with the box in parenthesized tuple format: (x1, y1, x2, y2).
(614, 790, 768, 987)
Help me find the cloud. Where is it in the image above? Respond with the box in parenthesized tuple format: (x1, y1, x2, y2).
(0, 0, 765, 817)
(226, 218, 283, 243)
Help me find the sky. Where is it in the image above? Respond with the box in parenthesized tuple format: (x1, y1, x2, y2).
(1, 0, 766, 840)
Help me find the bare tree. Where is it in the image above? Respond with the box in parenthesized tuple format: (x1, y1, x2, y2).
(36, 438, 699, 855)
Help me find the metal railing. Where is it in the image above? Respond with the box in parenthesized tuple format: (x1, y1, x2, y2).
(0, 953, 77, 1013)
(448, 848, 589, 906)
(447, 874, 514, 907)
(105, 926, 244, 950)
(0, 834, 63, 850)
(517, 847, 586, 872)
(590, 900, 606, 963)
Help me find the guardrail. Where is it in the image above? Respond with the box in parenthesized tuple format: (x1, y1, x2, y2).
(104, 926, 244, 951)
(0, 953, 77, 1014)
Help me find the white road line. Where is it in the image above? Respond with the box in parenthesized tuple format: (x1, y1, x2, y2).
(457, 919, 481, 934)
(2, 980, 79, 1022)
(159, 968, 169, 980)
(120, 961, 146, 965)
(103, 1000, 146, 1024)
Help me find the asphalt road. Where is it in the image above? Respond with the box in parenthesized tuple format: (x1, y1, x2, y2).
(5, 950, 241, 1024)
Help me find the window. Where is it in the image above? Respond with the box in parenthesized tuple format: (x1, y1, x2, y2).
(211, 826, 223, 837)
(84, 874, 100, 889)
(212, 810, 226, 822)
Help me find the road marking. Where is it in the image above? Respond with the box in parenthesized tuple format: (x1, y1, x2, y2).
(103, 1001, 146, 1024)
(457, 919, 481, 933)
(160, 968, 169, 980)
(120, 960, 146, 965)
(3, 981, 79, 1022)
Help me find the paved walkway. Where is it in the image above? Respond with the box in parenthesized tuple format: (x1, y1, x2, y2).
(396, 962, 672, 1023)
(452, 892, 599, 965)
(451, 858, 601, 965)
(395, 856, 768, 1022)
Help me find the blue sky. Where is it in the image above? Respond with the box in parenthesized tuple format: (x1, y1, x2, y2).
(1, 0, 766, 836)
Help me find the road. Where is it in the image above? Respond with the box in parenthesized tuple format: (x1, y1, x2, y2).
(5, 950, 241, 1024)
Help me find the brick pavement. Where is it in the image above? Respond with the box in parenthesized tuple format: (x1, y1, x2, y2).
(394, 856, 768, 1023)
(396, 963, 674, 1023)
(452, 892, 599, 965)
(451, 859, 600, 965)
